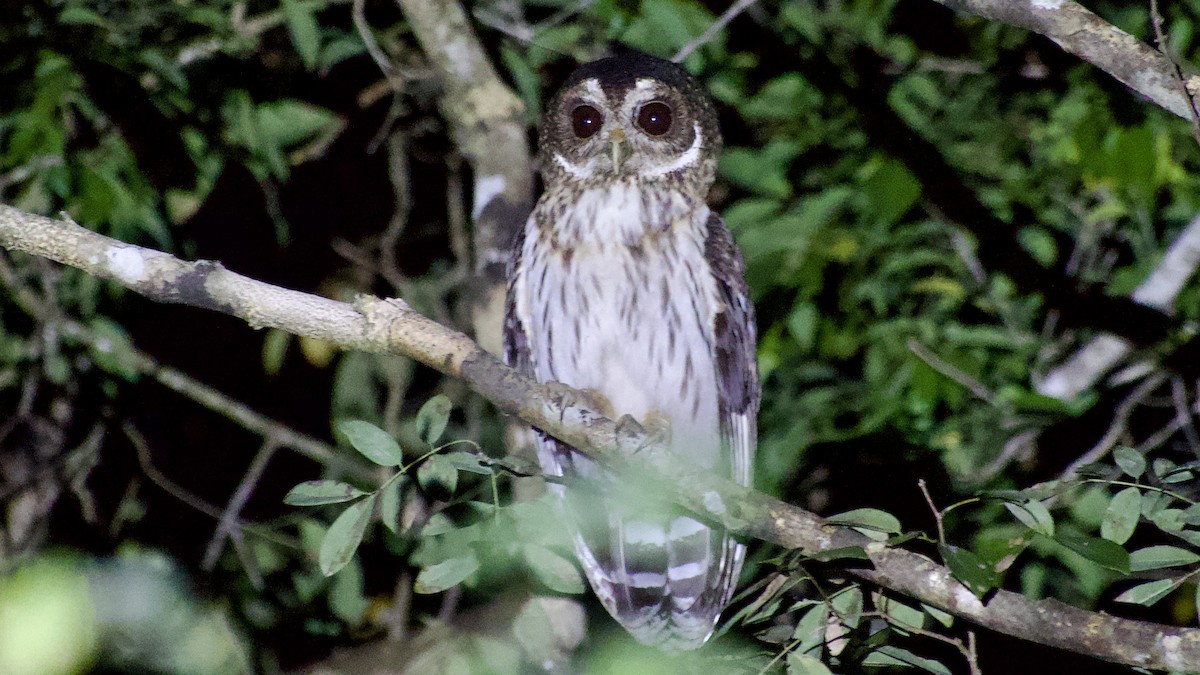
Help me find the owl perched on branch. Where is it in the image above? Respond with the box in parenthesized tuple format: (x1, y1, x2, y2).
(504, 52, 759, 651)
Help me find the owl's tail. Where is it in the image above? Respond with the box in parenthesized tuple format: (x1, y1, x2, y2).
(572, 510, 746, 651)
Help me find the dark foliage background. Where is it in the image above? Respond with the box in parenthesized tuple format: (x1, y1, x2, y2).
(3, 1, 1200, 673)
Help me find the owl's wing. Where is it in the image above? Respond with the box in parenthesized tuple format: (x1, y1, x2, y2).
(502, 229, 531, 377)
(705, 211, 759, 488)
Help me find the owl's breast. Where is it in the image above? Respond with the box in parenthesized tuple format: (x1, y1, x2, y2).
(515, 185, 723, 466)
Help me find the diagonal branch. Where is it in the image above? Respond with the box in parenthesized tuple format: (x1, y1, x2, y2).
(1038, 210, 1200, 400)
(933, 0, 1200, 121)
(4, 204, 1200, 669)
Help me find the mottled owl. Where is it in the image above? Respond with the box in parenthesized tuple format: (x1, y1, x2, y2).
(504, 52, 759, 651)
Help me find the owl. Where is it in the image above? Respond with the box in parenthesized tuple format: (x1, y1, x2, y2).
(504, 52, 759, 651)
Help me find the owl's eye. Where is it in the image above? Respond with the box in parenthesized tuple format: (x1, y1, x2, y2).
(636, 101, 673, 136)
(571, 104, 604, 138)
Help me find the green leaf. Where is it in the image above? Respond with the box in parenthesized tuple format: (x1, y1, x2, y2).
(318, 495, 376, 576)
(875, 593, 925, 631)
(939, 544, 1000, 598)
(826, 508, 902, 540)
(719, 140, 804, 198)
(417, 395, 453, 445)
(830, 586, 863, 628)
(1153, 508, 1186, 532)
(1054, 532, 1130, 574)
(58, 7, 106, 26)
(1152, 458, 1194, 483)
(338, 420, 404, 466)
(807, 545, 870, 562)
(444, 450, 493, 475)
(1181, 503, 1200, 526)
(1143, 491, 1171, 518)
(787, 653, 834, 675)
(282, 0, 321, 70)
(262, 328, 290, 375)
(1174, 529, 1200, 548)
(861, 158, 921, 225)
(863, 646, 953, 675)
(741, 74, 821, 121)
(1129, 545, 1200, 572)
(922, 603, 954, 628)
(258, 99, 338, 147)
(87, 318, 140, 381)
(417, 454, 459, 498)
(524, 545, 585, 594)
(1101, 487, 1141, 544)
(791, 603, 828, 655)
(414, 555, 479, 594)
(1005, 500, 1055, 537)
(284, 480, 368, 506)
(1113, 446, 1146, 478)
(512, 598, 555, 662)
(1114, 578, 1179, 606)
(298, 518, 326, 557)
(329, 559, 368, 626)
(380, 480, 402, 535)
(1017, 227, 1057, 266)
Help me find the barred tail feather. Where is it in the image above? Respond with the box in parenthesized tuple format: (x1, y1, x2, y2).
(571, 510, 746, 651)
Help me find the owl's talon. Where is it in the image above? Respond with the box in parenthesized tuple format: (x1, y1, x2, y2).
(615, 412, 669, 454)
(544, 381, 614, 422)
(614, 414, 645, 436)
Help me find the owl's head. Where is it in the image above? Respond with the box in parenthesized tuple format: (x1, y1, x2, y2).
(538, 52, 721, 189)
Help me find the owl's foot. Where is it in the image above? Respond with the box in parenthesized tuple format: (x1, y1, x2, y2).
(614, 411, 670, 454)
(544, 381, 615, 422)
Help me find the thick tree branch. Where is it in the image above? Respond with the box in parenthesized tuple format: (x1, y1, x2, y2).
(395, 0, 533, 356)
(933, 0, 1200, 121)
(5, 205, 1200, 669)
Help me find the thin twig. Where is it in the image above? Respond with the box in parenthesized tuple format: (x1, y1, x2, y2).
(380, 130, 415, 296)
(472, 0, 595, 45)
(971, 429, 1037, 486)
(907, 339, 994, 402)
(966, 631, 983, 675)
(1170, 376, 1200, 458)
(202, 438, 281, 575)
(673, 0, 760, 62)
(0, 155, 64, 195)
(857, 608, 984, 675)
(353, 0, 399, 81)
(125, 422, 300, 550)
(918, 479, 946, 544)
(1061, 373, 1167, 479)
(1150, 0, 1200, 146)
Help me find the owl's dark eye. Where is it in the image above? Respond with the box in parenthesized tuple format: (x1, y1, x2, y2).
(571, 104, 604, 138)
(636, 101, 673, 136)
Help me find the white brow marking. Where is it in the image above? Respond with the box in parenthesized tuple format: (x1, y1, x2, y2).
(581, 79, 605, 98)
(634, 78, 658, 92)
(640, 122, 704, 178)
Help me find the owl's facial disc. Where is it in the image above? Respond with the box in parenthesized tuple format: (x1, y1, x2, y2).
(552, 77, 705, 180)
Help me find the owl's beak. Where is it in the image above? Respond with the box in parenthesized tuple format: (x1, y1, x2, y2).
(609, 128, 632, 174)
